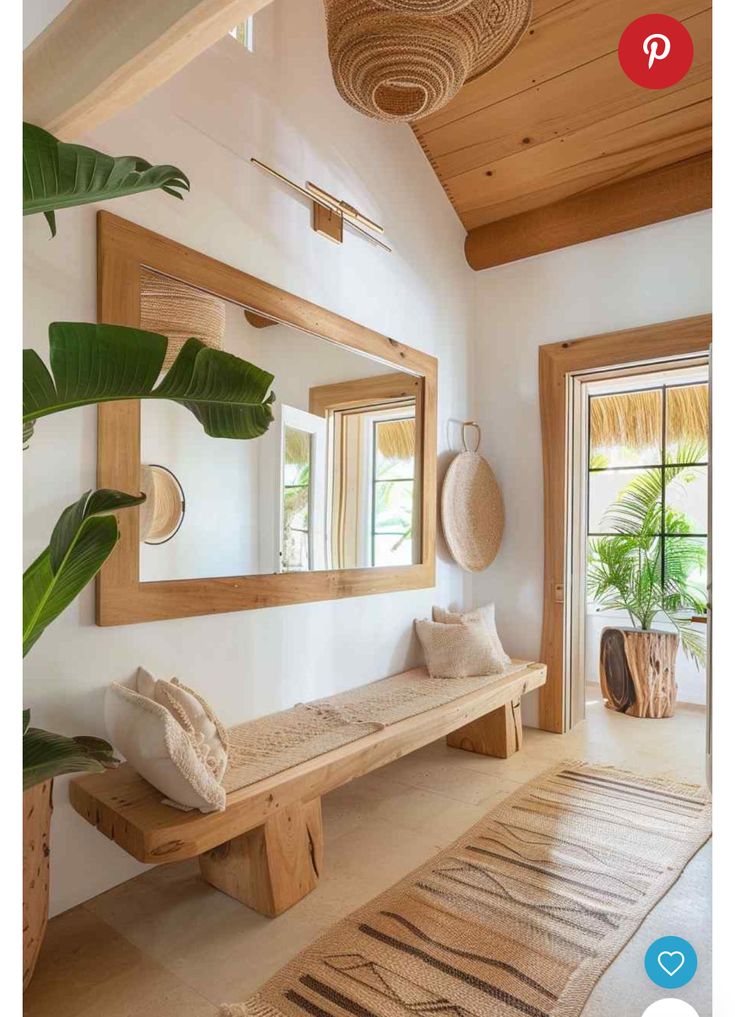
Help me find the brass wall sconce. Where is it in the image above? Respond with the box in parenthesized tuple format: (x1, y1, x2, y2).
(250, 158, 391, 253)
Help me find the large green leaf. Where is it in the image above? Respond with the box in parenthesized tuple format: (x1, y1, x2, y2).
(23, 122, 189, 236)
(23, 489, 145, 656)
(23, 720, 119, 790)
(23, 323, 275, 444)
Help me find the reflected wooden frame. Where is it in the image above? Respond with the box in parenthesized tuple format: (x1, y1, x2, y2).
(538, 313, 712, 734)
(96, 212, 437, 625)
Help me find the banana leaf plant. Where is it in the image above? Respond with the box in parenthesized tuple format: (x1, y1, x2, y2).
(23, 710, 119, 791)
(23, 127, 194, 794)
(24, 322, 275, 445)
(23, 489, 146, 656)
(23, 325, 276, 787)
(23, 122, 189, 237)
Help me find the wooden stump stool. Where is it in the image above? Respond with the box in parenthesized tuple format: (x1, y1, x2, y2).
(600, 627, 678, 719)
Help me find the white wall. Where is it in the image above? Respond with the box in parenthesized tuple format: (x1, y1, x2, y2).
(23, 0, 474, 915)
(471, 211, 713, 725)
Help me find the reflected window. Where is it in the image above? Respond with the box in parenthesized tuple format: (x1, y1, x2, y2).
(229, 16, 254, 52)
(371, 417, 415, 566)
(328, 399, 417, 570)
(282, 426, 311, 571)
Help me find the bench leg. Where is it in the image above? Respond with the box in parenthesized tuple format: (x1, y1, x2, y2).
(198, 798, 323, 917)
(446, 698, 523, 759)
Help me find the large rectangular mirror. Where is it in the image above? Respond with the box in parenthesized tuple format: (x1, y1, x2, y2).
(96, 213, 436, 624)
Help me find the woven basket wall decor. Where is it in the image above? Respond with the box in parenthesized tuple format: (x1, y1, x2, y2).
(441, 422, 504, 572)
(323, 0, 532, 122)
(139, 268, 226, 371)
(139, 464, 185, 545)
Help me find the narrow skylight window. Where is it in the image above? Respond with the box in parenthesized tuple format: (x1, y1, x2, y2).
(229, 16, 254, 53)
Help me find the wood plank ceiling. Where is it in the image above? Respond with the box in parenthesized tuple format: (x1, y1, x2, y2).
(412, 0, 712, 270)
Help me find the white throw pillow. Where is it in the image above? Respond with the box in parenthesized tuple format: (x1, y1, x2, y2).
(433, 602, 511, 667)
(104, 668, 228, 813)
(414, 618, 505, 679)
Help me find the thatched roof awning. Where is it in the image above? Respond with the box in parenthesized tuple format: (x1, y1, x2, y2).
(375, 418, 415, 461)
(590, 384, 708, 453)
(284, 415, 415, 465)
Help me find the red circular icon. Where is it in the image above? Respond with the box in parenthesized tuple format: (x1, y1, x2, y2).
(618, 14, 694, 89)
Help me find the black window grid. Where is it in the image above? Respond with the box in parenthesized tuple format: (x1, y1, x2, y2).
(587, 381, 709, 593)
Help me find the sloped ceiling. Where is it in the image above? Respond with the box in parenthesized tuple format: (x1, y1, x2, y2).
(412, 0, 712, 268)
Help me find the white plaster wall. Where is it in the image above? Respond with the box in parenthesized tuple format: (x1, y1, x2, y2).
(23, 0, 474, 915)
(471, 211, 713, 726)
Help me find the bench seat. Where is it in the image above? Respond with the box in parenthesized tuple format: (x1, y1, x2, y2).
(70, 660, 546, 915)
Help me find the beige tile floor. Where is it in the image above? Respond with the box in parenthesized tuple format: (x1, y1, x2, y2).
(25, 689, 711, 1017)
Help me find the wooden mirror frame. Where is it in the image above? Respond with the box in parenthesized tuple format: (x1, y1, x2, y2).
(96, 212, 437, 625)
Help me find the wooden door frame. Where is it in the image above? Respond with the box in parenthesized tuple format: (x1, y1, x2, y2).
(538, 313, 712, 734)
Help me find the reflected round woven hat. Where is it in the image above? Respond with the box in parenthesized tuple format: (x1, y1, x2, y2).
(323, 0, 532, 122)
(441, 427, 504, 572)
(139, 465, 185, 545)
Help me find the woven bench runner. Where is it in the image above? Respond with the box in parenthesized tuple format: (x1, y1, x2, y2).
(221, 761, 711, 1017)
(223, 663, 527, 793)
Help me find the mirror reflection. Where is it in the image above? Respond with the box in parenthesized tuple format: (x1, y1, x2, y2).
(139, 271, 421, 581)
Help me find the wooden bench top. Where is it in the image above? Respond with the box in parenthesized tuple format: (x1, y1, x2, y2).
(70, 661, 546, 865)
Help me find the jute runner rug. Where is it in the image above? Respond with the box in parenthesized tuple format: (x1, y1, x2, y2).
(221, 761, 710, 1017)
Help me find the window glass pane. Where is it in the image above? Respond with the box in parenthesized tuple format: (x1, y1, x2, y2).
(589, 389, 661, 468)
(666, 384, 709, 462)
(664, 536, 708, 604)
(283, 427, 310, 487)
(374, 479, 414, 535)
(374, 418, 415, 480)
(589, 468, 660, 534)
(282, 529, 309, 572)
(664, 463, 708, 535)
(282, 426, 311, 571)
(373, 533, 414, 567)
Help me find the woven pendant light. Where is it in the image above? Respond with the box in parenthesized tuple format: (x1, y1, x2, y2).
(139, 268, 226, 371)
(323, 0, 532, 122)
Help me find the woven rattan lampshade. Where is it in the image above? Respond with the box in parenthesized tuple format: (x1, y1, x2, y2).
(323, 0, 532, 122)
(139, 268, 226, 371)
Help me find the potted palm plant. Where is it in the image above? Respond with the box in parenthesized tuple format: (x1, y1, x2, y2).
(587, 446, 707, 719)
(22, 124, 275, 986)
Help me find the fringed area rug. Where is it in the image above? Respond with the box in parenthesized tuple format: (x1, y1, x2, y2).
(221, 762, 710, 1017)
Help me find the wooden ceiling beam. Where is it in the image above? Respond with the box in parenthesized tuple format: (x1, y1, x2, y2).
(464, 152, 712, 271)
(23, 0, 274, 141)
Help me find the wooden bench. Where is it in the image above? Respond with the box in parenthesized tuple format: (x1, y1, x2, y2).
(70, 661, 546, 917)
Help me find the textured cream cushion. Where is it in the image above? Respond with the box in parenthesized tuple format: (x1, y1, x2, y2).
(104, 668, 228, 813)
(433, 602, 511, 668)
(414, 618, 505, 679)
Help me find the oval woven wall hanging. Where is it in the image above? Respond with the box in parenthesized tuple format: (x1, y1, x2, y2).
(441, 422, 504, 572)
(323, 0, 532, 122)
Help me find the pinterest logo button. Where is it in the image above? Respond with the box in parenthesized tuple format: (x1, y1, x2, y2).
(618, 14, 694, 89)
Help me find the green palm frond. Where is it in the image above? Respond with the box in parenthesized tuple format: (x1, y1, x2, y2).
(588, 442, 708, 665)
(23, 123, 189, 237)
